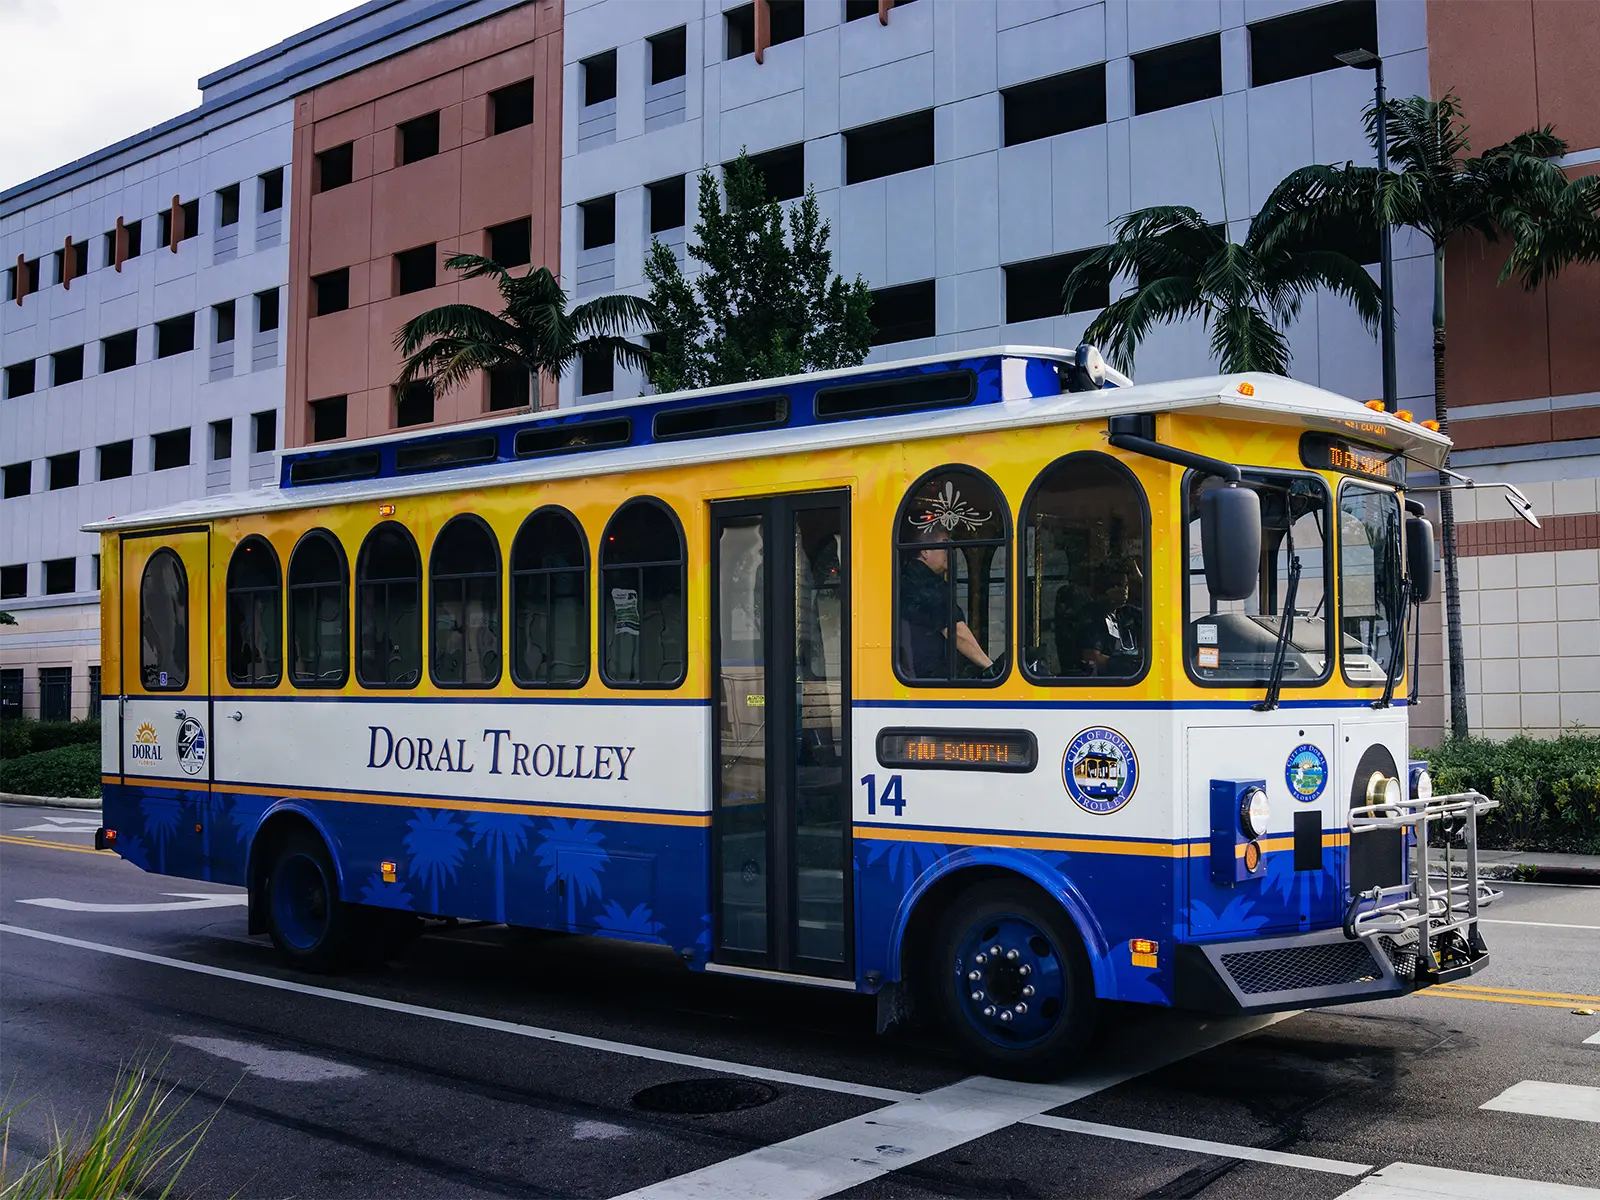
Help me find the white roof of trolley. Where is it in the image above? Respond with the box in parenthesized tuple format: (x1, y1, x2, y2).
(84, 346, 1450, 534)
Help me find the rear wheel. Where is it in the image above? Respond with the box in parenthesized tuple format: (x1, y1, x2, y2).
(263, 830, 357, 972)
(928, 879, 1098, 1079)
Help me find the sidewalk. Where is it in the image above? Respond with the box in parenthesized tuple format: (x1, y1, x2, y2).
(1475, 848, 1600, 882)
(0, 791, 101, 811)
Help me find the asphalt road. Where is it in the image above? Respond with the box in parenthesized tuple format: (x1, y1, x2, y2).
(2, 801, 1597, 1200)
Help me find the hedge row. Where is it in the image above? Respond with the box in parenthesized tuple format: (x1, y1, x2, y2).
(0, 741, 102, 799)
(0, 718, 100, 761)
(1418, 732, 1600, 854)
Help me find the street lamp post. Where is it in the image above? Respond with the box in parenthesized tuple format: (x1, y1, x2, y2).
(1336, 48, 1397, 412)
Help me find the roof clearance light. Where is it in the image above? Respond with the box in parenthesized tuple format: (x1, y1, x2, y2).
(1237, 382, 1255, 396)
(1422, 419, 1440, 431)
(1396, 410, 1413, 422)
(1365, 400, 1386, 412)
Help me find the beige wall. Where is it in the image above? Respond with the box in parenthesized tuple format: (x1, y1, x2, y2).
(0, 601, 101, 722)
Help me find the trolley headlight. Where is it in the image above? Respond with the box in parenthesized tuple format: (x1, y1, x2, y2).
(1410, 766, 1432, 802)
(1366, 772, 1403, 810)
(1239, 786, 1271, 839)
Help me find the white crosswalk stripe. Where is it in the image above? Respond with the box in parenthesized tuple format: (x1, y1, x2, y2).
(1480, 1081, 1600, 1124)
(1334, 1162, 1600, 1198)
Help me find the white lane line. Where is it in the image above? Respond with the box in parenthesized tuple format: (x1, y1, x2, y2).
(10, 820, 102, 834)
(18, 893, 247, 913)
(1334, 1161, 1600, 1198)
(0, 924, 906, 1102)
(610, 1013, 1292, 1200)
(1480, 1081, 1600, 1124)
(1585, 1029, 1600, 1046)
(1481, 919, 1600, 931)
(172, 1035, 365, 1082)
(1020, 1114, 1370, 1176)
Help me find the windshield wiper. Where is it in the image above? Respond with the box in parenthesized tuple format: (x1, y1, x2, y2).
(1254, 528, 1301, 713)
(1374, 576, 1410, 709)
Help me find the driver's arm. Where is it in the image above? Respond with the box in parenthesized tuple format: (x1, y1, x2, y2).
(952, 620, 993, 670)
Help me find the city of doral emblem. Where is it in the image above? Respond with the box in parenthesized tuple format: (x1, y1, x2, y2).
(1285, 743, 1328, 803)
(131, 721, 162, 762)
(1063, 726, 1138, 815)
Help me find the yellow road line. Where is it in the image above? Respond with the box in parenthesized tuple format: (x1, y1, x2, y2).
(0, 834, 114, 857)
(1417, 990, 1590, 1011)
(1435, 982, 1600, 1004)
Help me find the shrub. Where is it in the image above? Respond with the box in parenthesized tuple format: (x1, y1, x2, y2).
(0, 742, 101, 799)
(0, 718, 100, 760)
(1417, 732, 1600, 853)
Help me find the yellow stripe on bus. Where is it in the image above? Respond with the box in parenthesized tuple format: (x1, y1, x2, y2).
(853, 826, 1351, 859)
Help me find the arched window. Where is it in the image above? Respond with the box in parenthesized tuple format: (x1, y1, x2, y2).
(226, 536, 281, 686)
(357, 524, 422, 687)
(894, 467, 1010, 685)
(287, 530, 349, 687)
(1021, 452, 1149, 684)
(140, 549, 188, 690)
(600, 499, 685, 687)
(430, 515, 501, 686)
(511, 507, 589, 687)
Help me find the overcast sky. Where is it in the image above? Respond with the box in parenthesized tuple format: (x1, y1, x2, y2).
(0, 0, 359, 193)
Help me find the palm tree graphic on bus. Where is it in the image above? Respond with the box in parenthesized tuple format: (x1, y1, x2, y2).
(593, 901, 664, 942)
(141, 794, 182, 873)
(466, 811, 535, 923)
(404, 808, 467, 913)
(533, 818, 608, 928)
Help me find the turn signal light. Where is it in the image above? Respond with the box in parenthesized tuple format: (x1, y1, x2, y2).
(1365, 399, 1386, 412)
(1243, 840, 1263, 872)
(1422, 419, 1440, 431)
(105, 829, 117, 842)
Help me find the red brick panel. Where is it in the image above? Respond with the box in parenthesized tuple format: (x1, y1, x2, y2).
(1457, 513, 1600, 556)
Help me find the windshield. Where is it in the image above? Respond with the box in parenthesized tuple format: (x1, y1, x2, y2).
(1185, 472, 1331, 685)
(1338, 483, 1404, 686)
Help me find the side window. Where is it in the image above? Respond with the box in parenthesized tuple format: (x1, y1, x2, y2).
(1021, 453, 1148, 683)
(511, 507, 589, 687)
(226, 536, 282, 686)
(895, 467, 1009, 685)
(431, 516, 501, 686)
(357, 523, 422, 687)
(287, 530, 349, 686)
(140, 549, 188, 690)
(600, 499, 685, 687)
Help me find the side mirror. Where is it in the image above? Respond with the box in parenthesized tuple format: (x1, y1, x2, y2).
(1201, 483, 1261, 601)
(1406, 514, 1436, 604)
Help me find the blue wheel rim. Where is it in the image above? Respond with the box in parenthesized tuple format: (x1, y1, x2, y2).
(273, 853, 331, 952)
(953, 913, 1067, 1050)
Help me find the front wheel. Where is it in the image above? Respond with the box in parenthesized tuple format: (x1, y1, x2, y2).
(929, 879, 1098, 1079)
(263, 830, 357, 972)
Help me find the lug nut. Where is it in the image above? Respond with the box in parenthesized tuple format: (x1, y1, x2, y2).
(983, 1005, 996, 1017)
(999, 1010, 1013, 1022)
(970, 991, 983, 1002)
(1019, 964, 1032, 976)
(991, 945, 1002, 956)
(1006, 948, 1020, 961)
(967, 970, 981, 982)
(974, 953, 987, 964)
(1022, 985, 1035, 997)
(1015, 1003, 1027, 1015)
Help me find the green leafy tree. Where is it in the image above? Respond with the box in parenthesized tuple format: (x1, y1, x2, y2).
(1268, 94, 1600, 738)
(1062, 202, 1381, 375)
(394, 257, 656, 399)
(644, 152, 874, 392)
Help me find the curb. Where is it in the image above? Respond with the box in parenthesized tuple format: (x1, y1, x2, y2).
(0, 791, 102, 811)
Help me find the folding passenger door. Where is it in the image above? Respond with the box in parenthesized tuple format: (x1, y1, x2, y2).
(118, 528, 212, 876)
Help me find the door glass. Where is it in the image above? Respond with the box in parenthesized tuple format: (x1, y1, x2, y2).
(793, 508, 845, 963)
(717, 518, 767, 954)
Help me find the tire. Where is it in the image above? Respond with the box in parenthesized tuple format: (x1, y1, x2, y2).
(263, 829, 358, 972)
(927, 879, 1099, 1080)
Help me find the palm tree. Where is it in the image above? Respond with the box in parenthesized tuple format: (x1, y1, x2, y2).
(532, 817, 608, 928)
(1266, 94, 1600, 738)
(1062, 204, 1381, 375)
(466, 811, 534, 923)
(404, 808, 466, 913)
(393, 256, 657, 402)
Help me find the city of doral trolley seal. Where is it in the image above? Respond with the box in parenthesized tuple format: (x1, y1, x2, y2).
(1063, 727, 1138, 815)
(1285, 743, 1328, 803)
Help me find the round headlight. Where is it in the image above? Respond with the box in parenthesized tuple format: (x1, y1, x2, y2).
(1239, 786, 1271, 839)
(1366, 772, 1402, 810)
(1411, 767, 1433, 802)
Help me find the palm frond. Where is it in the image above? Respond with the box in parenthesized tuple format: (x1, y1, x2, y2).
(441, 253, 513, 285)
(393, 304, 520, 356)
(1082, 275, 1206, 372)
(569, 292, 659, 340)
(1209, 300, 1291, 375)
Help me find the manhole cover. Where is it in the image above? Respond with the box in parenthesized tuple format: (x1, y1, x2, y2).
(631, 1078, 778, 1115)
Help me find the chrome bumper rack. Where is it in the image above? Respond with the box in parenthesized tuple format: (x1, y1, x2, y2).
(1345, 790, 1500, 983)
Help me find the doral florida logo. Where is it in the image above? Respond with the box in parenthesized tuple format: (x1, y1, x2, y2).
(177, 716, 207, 776)
(1063, 727, 1139, 815)
(130, 721, 161, 762)
(1285, 743, 1328, 802)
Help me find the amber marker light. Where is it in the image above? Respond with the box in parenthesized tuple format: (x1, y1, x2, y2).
(1396, 410, 1413, 422)
(1364, 399, 1386, 412)
(381, 860, 398, 883)
(1130, 938, 1159, 967)
(1422, 419, 1440, 431)
(1243, 841, 1263, 872)
(378, 503, 396, 518)
(1237, 381, 1255, 396)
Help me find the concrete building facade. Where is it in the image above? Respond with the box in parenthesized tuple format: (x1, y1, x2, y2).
(284, 0, 565, 447)
(0, 0, 545, 721)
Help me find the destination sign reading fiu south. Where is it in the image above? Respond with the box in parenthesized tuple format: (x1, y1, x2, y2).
(367, 726, 637, 781)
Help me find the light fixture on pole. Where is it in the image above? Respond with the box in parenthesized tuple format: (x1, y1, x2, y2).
(1336, 47, 1397, 414)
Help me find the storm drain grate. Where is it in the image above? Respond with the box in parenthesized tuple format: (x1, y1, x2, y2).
(631, 1078, 778, 1115)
